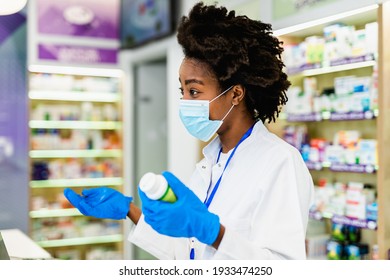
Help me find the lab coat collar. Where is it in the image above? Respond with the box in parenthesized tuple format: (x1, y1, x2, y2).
(202, 120, 268, 160)
(196, 121, 269, 187)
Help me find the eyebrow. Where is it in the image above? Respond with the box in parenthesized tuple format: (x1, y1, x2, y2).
(178, 78, 205, 86)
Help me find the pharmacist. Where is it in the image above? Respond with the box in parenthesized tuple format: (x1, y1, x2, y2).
(64, 2, 314, 260)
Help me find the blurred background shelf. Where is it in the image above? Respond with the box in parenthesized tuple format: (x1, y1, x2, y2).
(30, 177, 123, 188)
(36, 234, 123, 248)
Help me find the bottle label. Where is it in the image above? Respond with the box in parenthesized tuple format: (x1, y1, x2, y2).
(160, 186, 177, 203)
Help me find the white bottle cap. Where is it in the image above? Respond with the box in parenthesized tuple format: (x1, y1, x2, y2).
(139, 172, 168, 200)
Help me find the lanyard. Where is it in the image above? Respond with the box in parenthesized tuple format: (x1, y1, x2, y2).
(203, 124, 254, 208)
(190, 124, 255, 260)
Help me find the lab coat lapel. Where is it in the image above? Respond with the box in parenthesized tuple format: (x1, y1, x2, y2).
(195, 136, 221, 202)
(195, 159, 212, 202)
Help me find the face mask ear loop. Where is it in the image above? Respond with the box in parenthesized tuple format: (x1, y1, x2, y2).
(221, 104, 235, 121)
(209, 85, 234, 103)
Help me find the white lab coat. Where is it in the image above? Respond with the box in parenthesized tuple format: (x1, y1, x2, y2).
(128, 121, 314, 259)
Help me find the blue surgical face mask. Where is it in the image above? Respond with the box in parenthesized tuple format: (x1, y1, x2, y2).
(179, 86, 235, 142)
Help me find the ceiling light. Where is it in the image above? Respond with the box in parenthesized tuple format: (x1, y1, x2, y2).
(0, 0, 27, 16)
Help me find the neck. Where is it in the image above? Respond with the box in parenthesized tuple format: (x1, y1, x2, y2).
(218, 118, 256, 153)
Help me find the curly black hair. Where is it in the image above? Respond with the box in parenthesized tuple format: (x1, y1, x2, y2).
(177, 2, 290, 123)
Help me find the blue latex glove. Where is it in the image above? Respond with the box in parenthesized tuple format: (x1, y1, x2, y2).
(64, 187, 132, 220)
(139, 171, 220, 245)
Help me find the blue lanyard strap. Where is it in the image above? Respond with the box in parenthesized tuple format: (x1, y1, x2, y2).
(203, 124, 254, 208)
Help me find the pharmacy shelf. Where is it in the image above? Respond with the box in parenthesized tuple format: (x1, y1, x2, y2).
(30, 177, 123, 188)
(36, 234, 123, 248)
(269, 3, 390, 259)
(29, 208, 82, 218)
(287, 55, 376, 76)
(29, 149, 122, 159)
(303, 59, 375, 76)
(29, 120, 122, 130)
(28, 70, 125, 260)
(29, 90, 120, 103)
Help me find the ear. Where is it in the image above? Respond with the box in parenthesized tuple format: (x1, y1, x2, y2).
(231, 85, 245, 106)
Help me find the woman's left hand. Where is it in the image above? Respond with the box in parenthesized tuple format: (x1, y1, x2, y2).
(139, 171, 220, 245)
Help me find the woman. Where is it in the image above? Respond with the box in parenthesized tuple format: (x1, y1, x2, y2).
(64, 2, 314, 260)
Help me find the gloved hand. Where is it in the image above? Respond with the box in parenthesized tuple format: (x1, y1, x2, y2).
(139, 171, 220, 245)
(64, 187, 132, 220)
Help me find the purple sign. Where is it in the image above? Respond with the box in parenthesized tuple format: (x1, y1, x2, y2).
(37, 0, 119, 39)
(287, 112, 322, 122)
(287, 62, 322, 75)
(332, 215, 377, 230)
(329, 111, 375, 121)
(38, 43, 118, 64)
(329, 163, 376, 174)
(330, 54, 375, 67)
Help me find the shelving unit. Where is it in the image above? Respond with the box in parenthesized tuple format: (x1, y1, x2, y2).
(268, 3, 390, 260)
(27, 69, 125, 260)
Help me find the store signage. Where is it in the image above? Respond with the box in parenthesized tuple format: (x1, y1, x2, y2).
(37, 0, 119, 39)
(273, 0, 338, 20)
(30, 0, 120, 67)
(38, 44, 118, 64)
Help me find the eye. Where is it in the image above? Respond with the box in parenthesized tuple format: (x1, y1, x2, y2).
(189, 89, 200, 97)
(179, 87, 201, 99)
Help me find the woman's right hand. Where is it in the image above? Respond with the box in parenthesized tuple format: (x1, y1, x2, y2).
(64, 187, 132, 220)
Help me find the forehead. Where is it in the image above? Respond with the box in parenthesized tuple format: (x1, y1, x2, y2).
(179, 58, 217, 83)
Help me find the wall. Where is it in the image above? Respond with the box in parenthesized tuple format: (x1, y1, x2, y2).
(260, 0, 384, 30)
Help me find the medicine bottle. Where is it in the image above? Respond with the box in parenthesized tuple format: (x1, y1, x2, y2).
(139, 172, 177, 203)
